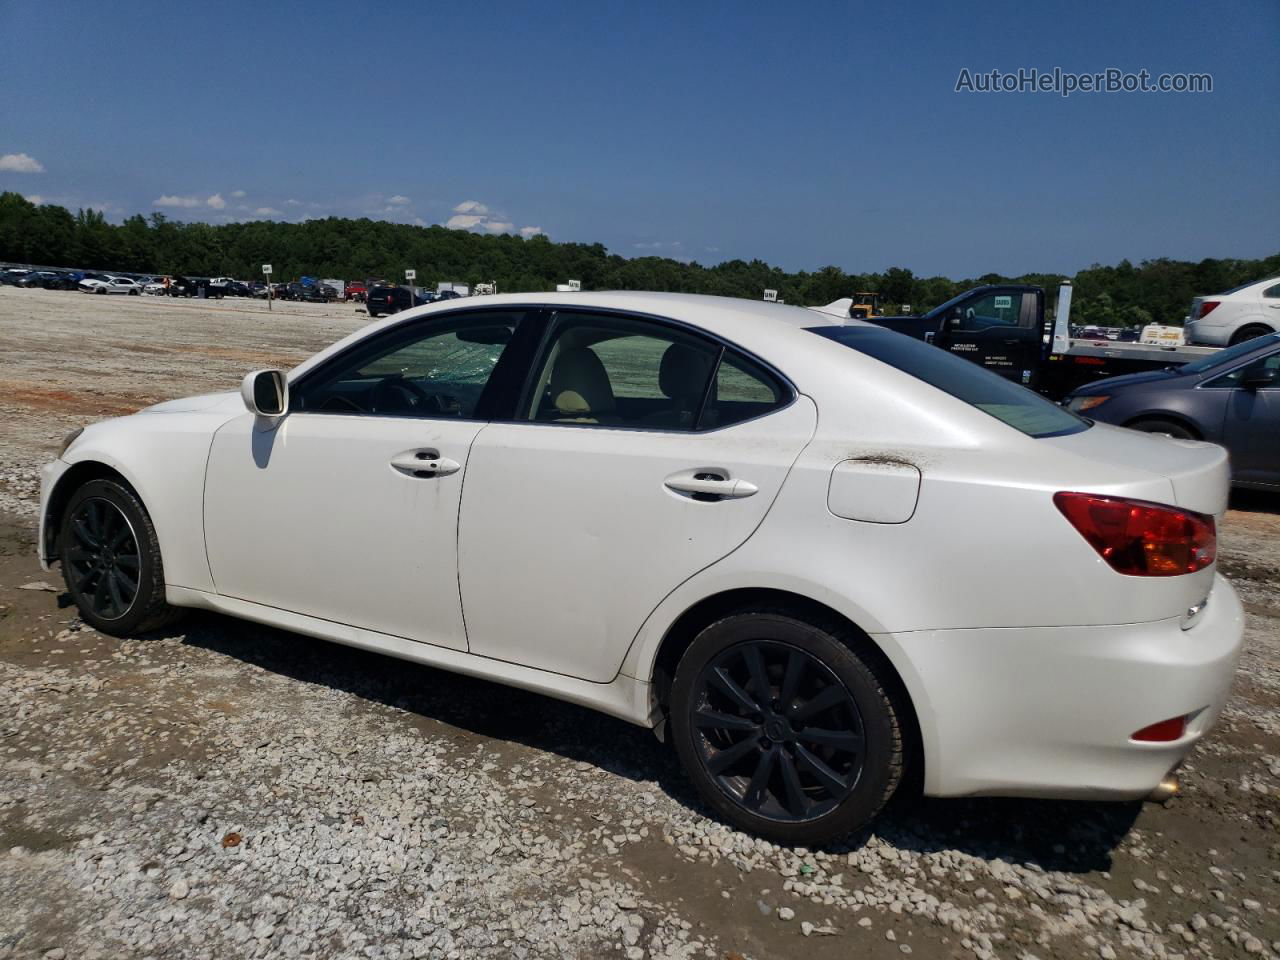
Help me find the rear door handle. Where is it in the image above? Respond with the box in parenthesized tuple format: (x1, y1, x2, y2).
(664, 469, 758, 501)
(390, 449, 460, 479)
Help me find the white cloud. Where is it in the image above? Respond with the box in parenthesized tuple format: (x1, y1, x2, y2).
(443, 201, 537, 237)
(412, 217, 427, 227)
(230, 189, 246, 198)
(387, 195, 411, 205)
(154, 194, 204, 208)
(254, 207, 282, 217)
(0, 153, 44, 173)
(285, 198, 302, 206)
(633, 241, 664, 249)
(206, 193, 226, 209)
(24, 194, 44, 205)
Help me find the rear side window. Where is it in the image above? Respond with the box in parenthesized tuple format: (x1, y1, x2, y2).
(522, 311, 791, 431)
(811, 326, 1088, 438)
(703, 351, 790, 428)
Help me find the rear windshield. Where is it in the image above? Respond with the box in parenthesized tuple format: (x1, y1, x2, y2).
(810, 325, 1089, 438)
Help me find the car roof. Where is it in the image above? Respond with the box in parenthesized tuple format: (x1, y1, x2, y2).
(401, 290, 871, 337)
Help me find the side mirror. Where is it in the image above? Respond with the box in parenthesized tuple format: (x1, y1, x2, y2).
(1241, 365, 1277, 389)
(241, 369, 289, 417)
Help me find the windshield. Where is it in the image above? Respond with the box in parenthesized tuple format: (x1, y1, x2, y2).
(1179, 333, 1280, 375)
(810, 325, 1089, 438)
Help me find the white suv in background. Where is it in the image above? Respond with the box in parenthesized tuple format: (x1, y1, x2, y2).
(1185, 276, 1280, 346)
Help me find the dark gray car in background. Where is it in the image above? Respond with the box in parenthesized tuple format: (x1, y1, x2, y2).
(1065, 333, 1280, 490)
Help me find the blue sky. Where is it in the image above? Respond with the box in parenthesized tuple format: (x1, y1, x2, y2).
(1, 0, 1276, 278)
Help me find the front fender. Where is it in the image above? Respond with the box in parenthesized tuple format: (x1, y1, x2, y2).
(49, 409, 237, 593)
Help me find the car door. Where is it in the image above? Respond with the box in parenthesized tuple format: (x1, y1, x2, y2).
(937, 288, 1043, 385)
(1217, 346, 1280, 486)
(458, 309, 817, 682)
(203, 309, 533, 648)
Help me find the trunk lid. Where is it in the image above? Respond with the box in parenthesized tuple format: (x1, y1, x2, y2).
(1040, 422, 1230, 517)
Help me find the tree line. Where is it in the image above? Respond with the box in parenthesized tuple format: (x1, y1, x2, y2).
(2, 192, 1276, 325)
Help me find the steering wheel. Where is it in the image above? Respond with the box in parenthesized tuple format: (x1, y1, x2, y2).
(370, 376, 436, 414)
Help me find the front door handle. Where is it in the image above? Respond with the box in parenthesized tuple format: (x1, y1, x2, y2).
(390, 449, 461, 479)
(664, 469, 758, 501)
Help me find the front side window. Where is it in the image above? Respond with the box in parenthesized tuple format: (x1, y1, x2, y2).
(1203, 347, 1280, 389)
(1263, 283, 1280, 299)
(811, 325, 1088, 438)
(951, 292, 1032, 332)
(293, 312, 525, 418)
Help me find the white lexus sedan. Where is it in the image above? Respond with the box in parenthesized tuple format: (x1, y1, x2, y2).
(78, 275, 142, 295)
(38, 292, 1243, 843)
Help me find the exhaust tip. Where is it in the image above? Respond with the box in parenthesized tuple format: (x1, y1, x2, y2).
(1146, 775, 1180, 804)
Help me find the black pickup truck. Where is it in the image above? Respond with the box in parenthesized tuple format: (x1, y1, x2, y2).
(825, 283, 1219, 400)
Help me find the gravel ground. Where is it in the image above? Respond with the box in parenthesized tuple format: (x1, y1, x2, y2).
(0, 287, 1277, 960)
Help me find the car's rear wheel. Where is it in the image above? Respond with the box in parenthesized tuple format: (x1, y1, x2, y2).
(59, 479, 184, 636)
(1229, 324, 1274, 346)
(1127, 418, 1197, 440)
(670, 609, 904, 844)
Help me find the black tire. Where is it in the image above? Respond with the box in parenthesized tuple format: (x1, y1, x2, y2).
(1229, 325, 1273, 346)
(670, 609, 904, 845)
(58, 478, 184, 636)
(1127, 418, 1196, 440)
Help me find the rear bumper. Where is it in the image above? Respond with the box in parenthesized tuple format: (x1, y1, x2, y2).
(1183, 319, 1230, 346)
(897, 573, 1243, 799)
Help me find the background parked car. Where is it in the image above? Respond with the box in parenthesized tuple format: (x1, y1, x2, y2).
(1184, 276, 1280, 346)
(1, 268, 31, 285)
(365, 284, 415, 317)
(78, 275, 141, 295)
(344, 282, 367, 303)
(226, 281, 253, 297)
(1067, 332, 1280, 490)
(166, 276, 224, 298)
(40, 272, 79, 291)
(16, 271, 59, 288)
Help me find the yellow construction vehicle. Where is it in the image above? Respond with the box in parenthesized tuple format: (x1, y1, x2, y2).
(849, 292, 882, 319)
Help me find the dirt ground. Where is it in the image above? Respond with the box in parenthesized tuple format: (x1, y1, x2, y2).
(0, 286, 1277, 959)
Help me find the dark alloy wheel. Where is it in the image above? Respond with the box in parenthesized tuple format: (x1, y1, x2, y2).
(65, 496, 140, 620)
(670, 610, 904, 844)
(1229, 324, 1273, 346)
(690, 640, 865, 822)
(58, 478, 184, 636)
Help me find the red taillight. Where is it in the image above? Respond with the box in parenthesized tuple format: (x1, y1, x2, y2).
(1197, 300, 1220, 319)
(1053, 492, 1216, 576)
(1132, 716, 1186, 742)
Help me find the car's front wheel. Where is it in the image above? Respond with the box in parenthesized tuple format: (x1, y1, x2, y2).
(670, 609, 904, 845)
(59, 479, 184, 636)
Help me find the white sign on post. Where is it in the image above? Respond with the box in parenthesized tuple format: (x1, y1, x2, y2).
(763, 289, 778, 302)
(405, 269, 416, 281)
(262, 264, 272, 275)
(994, 295, 1012, 309)
(566, 279, 581, 292)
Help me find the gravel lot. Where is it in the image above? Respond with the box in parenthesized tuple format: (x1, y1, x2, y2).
(0, 286, 1277, 960)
